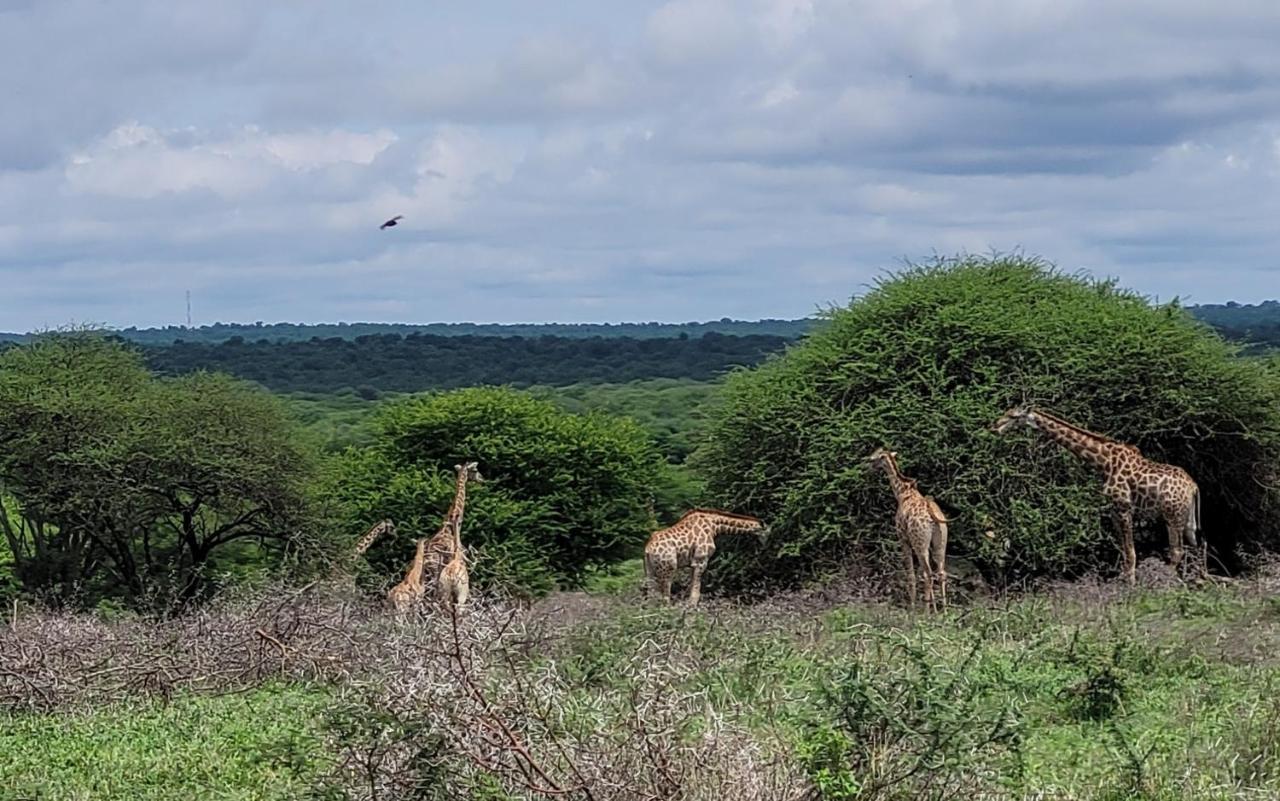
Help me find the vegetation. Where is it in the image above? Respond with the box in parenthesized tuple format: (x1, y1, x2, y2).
(142, 331, 791, 394)
(1, 687, 331, 801)
(702, 255, 1280, 592)
(6, 575, 1280, 799)
(325, 387, 663, 594)
(16, 318, 815, 345)
(0, 333, 316, 608)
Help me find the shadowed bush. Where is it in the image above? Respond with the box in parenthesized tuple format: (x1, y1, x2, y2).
(700, 253, 1280, 592)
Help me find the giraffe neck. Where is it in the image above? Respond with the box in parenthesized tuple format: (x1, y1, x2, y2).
(352, 521, 388, 557)
(700, 513, 761, 537)
(876, 456, 916, 502)
(405, 539, 427, 585)
(446, 469, 469, 523)
(1029, 412, 1117, 473)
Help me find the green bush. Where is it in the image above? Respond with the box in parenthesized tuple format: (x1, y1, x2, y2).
(701, 254, 1280, 590)
(328, 387, 662, 594)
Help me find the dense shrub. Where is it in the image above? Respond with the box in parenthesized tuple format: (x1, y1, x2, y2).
(701, 254, 1280, 591)
(0, 333, 316, 608)
(327, 387, 663, 594)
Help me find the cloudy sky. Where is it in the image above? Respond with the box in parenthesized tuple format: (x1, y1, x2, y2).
(3, 0, 1279, 331)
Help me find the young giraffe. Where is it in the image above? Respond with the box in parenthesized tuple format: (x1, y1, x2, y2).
(992, 406, 1200, 585)
(437, 519, 470, 610)
(386, 537, 429, 616)
(423, 462, 483, 583)
(643, 509, 769, 606)
(867, 448, 949, 612)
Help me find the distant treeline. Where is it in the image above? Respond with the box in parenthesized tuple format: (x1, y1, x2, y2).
(4, 302, 1279, 347)
(142, 332, 791, 393)
(1188, 301, 1280, 351)
(0, 318, 816, 345)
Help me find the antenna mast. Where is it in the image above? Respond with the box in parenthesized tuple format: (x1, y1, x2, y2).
(185, 290, 192, 328)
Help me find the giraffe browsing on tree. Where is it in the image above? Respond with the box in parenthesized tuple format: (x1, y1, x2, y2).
(867, 448, 949, 611)
(327, 519, 395, 583)
(423, 462, 483, 583)
(353, 519, 395, 559)
(643, 509, 769, 606)
(437, 519, 470, 610)
(386, 537, 429, 616)
(992, 406, 1201, 585)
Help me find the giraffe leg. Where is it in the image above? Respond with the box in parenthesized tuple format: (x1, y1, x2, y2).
(688, 562, 705, 606)
(900, 539, 917, 610)
(931, 523, 948, 611)
(1113, 506, 1137, 586)
(1165, 516, 1185, 576)
(917, 545, 935, 613)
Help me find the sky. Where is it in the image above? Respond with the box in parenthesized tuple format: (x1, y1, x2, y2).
(3, 0, 1280, 331)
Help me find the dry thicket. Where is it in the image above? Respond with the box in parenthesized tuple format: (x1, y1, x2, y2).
(0, 582, 808, 800)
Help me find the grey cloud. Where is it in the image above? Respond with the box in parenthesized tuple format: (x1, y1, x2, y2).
(2, 0, 1280, 331)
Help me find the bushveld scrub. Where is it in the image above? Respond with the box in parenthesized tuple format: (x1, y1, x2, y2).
(5, 570, 1280, 799)
(702, 254, 1280, 592)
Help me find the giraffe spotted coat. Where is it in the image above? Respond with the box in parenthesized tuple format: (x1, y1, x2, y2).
(993, 406, 1201, 585)
(643, 509, 768, 605)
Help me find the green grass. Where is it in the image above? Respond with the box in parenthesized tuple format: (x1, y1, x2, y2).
(0, 686, 332, 801)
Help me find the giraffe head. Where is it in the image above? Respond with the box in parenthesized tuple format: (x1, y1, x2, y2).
(866, 447, 900, 473)
(456, 461, 484, 483)
(991, 406, 1037, 434)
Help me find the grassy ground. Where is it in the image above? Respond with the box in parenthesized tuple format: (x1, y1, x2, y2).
(4, 571, 1280, 799)
(0, 686, 331, 800)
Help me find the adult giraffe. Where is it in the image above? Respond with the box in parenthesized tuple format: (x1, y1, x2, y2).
(992, 406, 1200, 585)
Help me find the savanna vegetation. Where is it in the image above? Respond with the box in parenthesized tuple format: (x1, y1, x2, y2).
(3, 254, 1280, 799)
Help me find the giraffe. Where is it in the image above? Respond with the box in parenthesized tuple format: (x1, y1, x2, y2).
(992, 406, 1200, 585)
(643, 509, 769, 606)
(353, 519, 395, 559)
(386, 537, 429, 616)
(437, 519, 470, 610)
(866, 448, 949, 612)
(326, 519, 395, 583)
(423, 462, 484, 583)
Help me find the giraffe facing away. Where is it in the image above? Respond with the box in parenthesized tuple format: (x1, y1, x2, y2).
(867, 448, 948, 612)
(386, 537, 429, 616)
(643, 509, 769, 606)
(423, 462, 483, 583)
(992, 406, 1200, 585)
(437, 519, 470, 610)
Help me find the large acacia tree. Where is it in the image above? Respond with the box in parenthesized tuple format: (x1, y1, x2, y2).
(701, 254, 1280, 591)
(0, 333, 315, 607)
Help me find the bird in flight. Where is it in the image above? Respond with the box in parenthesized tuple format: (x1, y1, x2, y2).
(379, 215, 404, 230)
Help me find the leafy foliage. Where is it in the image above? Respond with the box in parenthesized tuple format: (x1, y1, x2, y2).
(327, 387, 663, 594)
(0, 332, 316, 607)
(702, 254, 1280, 591)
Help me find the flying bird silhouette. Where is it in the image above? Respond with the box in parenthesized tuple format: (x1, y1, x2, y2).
(379, 215, 404, 230)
